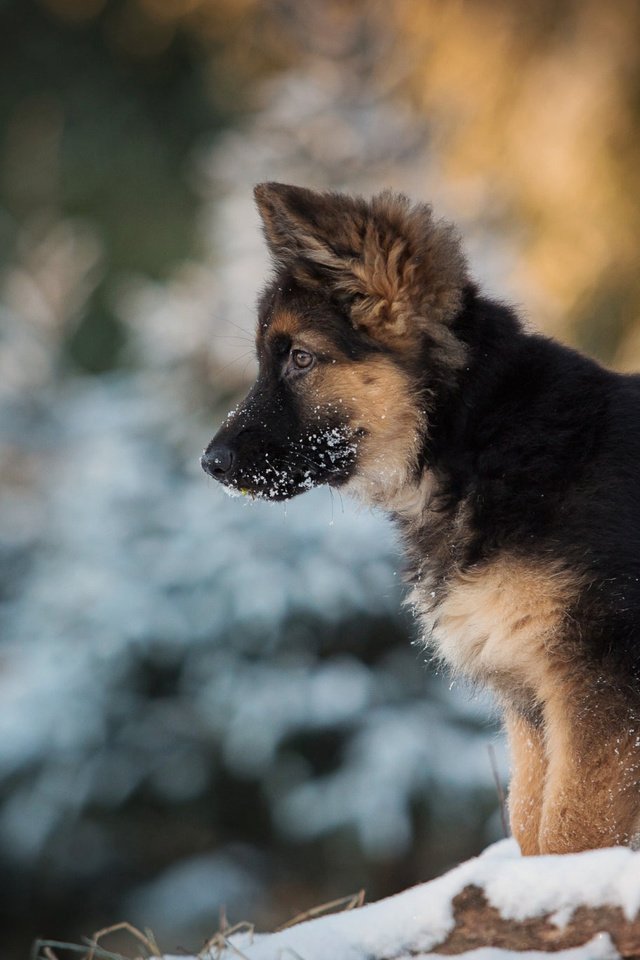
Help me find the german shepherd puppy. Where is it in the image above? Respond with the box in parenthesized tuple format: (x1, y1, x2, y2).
(202, 183, 640, 856)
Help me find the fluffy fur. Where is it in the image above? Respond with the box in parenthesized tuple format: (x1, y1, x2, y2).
(203, 183, 640, 855)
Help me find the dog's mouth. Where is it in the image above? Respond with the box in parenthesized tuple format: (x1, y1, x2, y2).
(224, 461, 321, 502)
(213, 463, 349, 503)
(203, 426, 359, 502)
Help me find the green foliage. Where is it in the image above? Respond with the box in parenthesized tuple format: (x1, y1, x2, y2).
(0, 0, 247, 372)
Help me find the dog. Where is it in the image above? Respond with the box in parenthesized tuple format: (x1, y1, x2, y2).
(202, 182, 640, 855)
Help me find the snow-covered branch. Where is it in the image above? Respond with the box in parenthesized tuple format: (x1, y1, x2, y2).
(171, 840, 640, 960)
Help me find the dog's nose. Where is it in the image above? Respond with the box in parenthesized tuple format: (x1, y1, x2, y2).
(201, 443, 235, 480)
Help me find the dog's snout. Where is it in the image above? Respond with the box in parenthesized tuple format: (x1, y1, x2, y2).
(201, 442, 235, 480)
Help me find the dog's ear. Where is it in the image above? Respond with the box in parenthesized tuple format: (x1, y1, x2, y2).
(254, 182, 468, 345)
(254, 182, 367, 279)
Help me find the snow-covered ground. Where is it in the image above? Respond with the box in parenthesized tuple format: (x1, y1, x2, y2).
(167, 840, 640, 960)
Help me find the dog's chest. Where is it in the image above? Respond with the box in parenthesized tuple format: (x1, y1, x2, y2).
(409, 555, 576, 693)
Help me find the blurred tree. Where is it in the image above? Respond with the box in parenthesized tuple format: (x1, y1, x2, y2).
(0, 0, 285, 372)
(389, 0, 640, 364)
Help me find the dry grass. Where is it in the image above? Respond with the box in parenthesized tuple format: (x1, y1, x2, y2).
(32, 921, 161, 960)
(31, 889, 367, 960)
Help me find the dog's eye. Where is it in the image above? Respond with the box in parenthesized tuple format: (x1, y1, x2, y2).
(291, 349, 314, 371)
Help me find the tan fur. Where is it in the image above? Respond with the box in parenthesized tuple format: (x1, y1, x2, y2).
(268, 309, 302, 340)
(505, 710, 546, 856)
(315, 357, 426, 509)
(342, 196, 468, 367)
(419, 555, 640, 854)
(412, 555, 640, 852)
(420, 556, 581, 697)
(507, 686, 640, 855)
(539, 679, 640, 852)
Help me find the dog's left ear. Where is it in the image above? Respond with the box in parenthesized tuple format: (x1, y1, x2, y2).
(254, 182, 468, 342)
(254, 182, 367, 278)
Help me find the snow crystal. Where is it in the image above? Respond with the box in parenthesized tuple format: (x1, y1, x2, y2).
(219, 482, 245, 498)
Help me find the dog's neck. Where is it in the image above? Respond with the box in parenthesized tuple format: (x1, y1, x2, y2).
(342, 467, 437, 521)
(345, 286, 528, 527)
(385, 289, 528, 549)
(378, 472, 437, 519)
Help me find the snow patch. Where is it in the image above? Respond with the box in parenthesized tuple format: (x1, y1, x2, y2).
(429, 936, 618, 959)
(163, 841, 640, 960)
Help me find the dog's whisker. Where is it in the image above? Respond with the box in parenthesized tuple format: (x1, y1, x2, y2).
(212, 350, 255, 377)
(210, 334, 254, 343)
(222, 314, 253, 336)
(296, 450, 350, 478)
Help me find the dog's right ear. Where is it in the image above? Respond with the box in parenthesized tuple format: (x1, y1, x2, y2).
(254, 182, 366, 282)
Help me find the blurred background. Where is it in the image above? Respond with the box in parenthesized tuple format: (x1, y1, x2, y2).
(2, 0, 640, 957)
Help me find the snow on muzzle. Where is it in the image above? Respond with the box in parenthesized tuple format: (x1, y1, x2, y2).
(201, 418, 359, 502)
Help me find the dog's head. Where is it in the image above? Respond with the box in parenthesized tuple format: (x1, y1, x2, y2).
(202, 183, 468, 508)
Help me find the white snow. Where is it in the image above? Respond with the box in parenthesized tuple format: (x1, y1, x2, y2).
(429, 939, 618, 960)
(163, 840, 640, 960)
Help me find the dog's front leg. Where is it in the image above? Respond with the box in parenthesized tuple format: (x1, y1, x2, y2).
(505, 709, 547, 855)
(539, 683, 640, 853)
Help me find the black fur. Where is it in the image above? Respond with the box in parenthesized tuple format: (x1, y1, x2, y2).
(401, 282, 640, 690)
